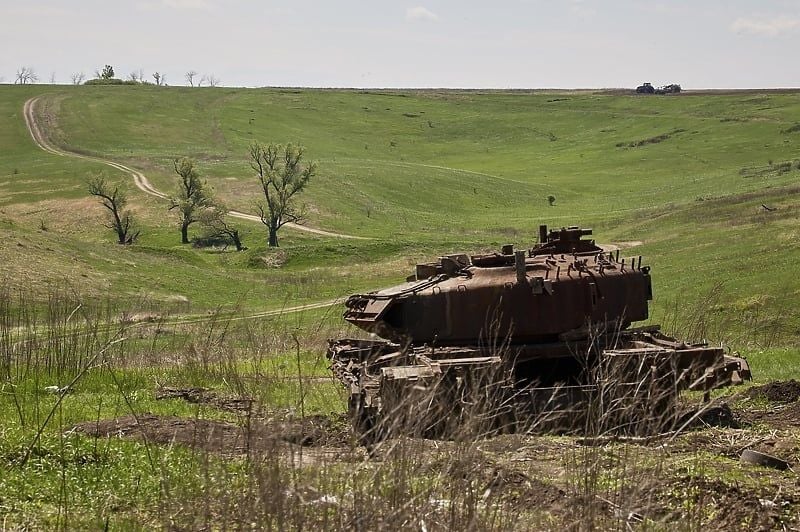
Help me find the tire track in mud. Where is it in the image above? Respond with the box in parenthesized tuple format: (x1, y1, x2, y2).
(23, 96, 366, 240)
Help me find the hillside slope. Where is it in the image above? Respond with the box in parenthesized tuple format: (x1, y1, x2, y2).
(1, 86, 799, 345)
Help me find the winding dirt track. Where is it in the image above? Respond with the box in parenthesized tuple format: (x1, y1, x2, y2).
(22, 96, 365, 240)
(22, 95, 347, 322)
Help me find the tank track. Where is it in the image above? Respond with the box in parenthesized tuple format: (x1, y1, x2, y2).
(327, 329, 751, 440)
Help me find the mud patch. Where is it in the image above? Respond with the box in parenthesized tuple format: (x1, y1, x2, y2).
(71, 414, 257, 454)
(743, 380, 800, 402)
(70, 413, 351, 455)
(739, 401, 800, 429)
(155, 386, 255, 413)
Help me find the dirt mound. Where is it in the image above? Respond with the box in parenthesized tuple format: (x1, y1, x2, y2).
(70, 413, 350, 455)
(71, 414, 255, 454)
(155, 386, 254, 413)
(739, 401, 800, 429)
(744, 380, 800, 403)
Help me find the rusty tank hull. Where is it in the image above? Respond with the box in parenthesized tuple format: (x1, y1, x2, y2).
(328, 225, 750, 440)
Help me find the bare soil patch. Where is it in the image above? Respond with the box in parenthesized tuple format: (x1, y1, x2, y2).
(65, 387, 800, 529)
(155, 386, 255, 414)
(70, 411, 351, 455)
(740, 401, 800, 429)
(743, 379, 800, 403)
(599, 240, 643, 252)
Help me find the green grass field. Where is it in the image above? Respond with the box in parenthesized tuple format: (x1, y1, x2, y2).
(3, 85, 799, 338)
(2, 84, 800, 529)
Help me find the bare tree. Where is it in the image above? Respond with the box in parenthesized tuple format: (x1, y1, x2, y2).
(152, 72, 165, 86)
(100, 65, 114, 79)
(199, 206, 246, 251)
(201, 74, 220, 87)
(185, 70, 198, 87)
(71, 72, 85, 85)
(250, 142, 316, 247)
(15, 67, 38, 84)
(128, 69, 145, 83)
(49, 72, 56, 84)
(170, 158, 215, 243)
(88, 176, 140, 244)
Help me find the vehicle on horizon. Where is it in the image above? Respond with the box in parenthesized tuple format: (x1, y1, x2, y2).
(637, 82, 681, 95)
(636, 82, 655, 94)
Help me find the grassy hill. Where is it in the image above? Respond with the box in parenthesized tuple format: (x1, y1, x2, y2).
(2, 84, 800, 529)
(2, 84, 799, 344)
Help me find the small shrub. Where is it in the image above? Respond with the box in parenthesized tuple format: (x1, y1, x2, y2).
(547, 195, 556, 206)
(83, 78, 139, 86)
(192, 234, 234, 249)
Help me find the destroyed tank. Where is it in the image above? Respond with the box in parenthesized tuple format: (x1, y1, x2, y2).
(328, 225, 751, 440)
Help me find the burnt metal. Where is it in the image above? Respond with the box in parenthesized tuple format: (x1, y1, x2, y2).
(328, 225, 751, 441)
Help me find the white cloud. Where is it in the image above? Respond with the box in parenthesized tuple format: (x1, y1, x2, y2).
(730, 15, 800, 36)
(406, 6, 438, 21)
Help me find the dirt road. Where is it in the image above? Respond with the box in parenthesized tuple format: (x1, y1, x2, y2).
(23, 96, 366, 240)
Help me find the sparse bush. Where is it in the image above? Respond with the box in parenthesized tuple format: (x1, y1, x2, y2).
(547, 195, 556, 206)
(192, 234, 234, 248)
(83, 78, 139, 86)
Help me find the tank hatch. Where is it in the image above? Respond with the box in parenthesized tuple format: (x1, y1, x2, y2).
(531, 225, 602, 255)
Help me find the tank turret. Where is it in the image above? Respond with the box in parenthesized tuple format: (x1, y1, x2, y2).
(343, 225, 651, 346)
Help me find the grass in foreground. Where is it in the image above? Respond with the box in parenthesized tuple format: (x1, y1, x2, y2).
(2, 289, 799, 529)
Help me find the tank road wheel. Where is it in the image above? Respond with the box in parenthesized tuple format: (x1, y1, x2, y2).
(348, 392, 382, 445)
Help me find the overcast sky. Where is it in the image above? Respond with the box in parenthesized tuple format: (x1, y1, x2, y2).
(2, 0, 799, 88)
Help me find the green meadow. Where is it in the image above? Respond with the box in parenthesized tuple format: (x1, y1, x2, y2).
(3, 85, 799, 339)
(1, 84, 800, 528)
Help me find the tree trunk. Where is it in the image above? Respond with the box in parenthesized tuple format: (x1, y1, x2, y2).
(181, 222, 190, 244)
(232, 230, 244, 251)
(112, 210, 126, 244)
(268, 224, 279, 247)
